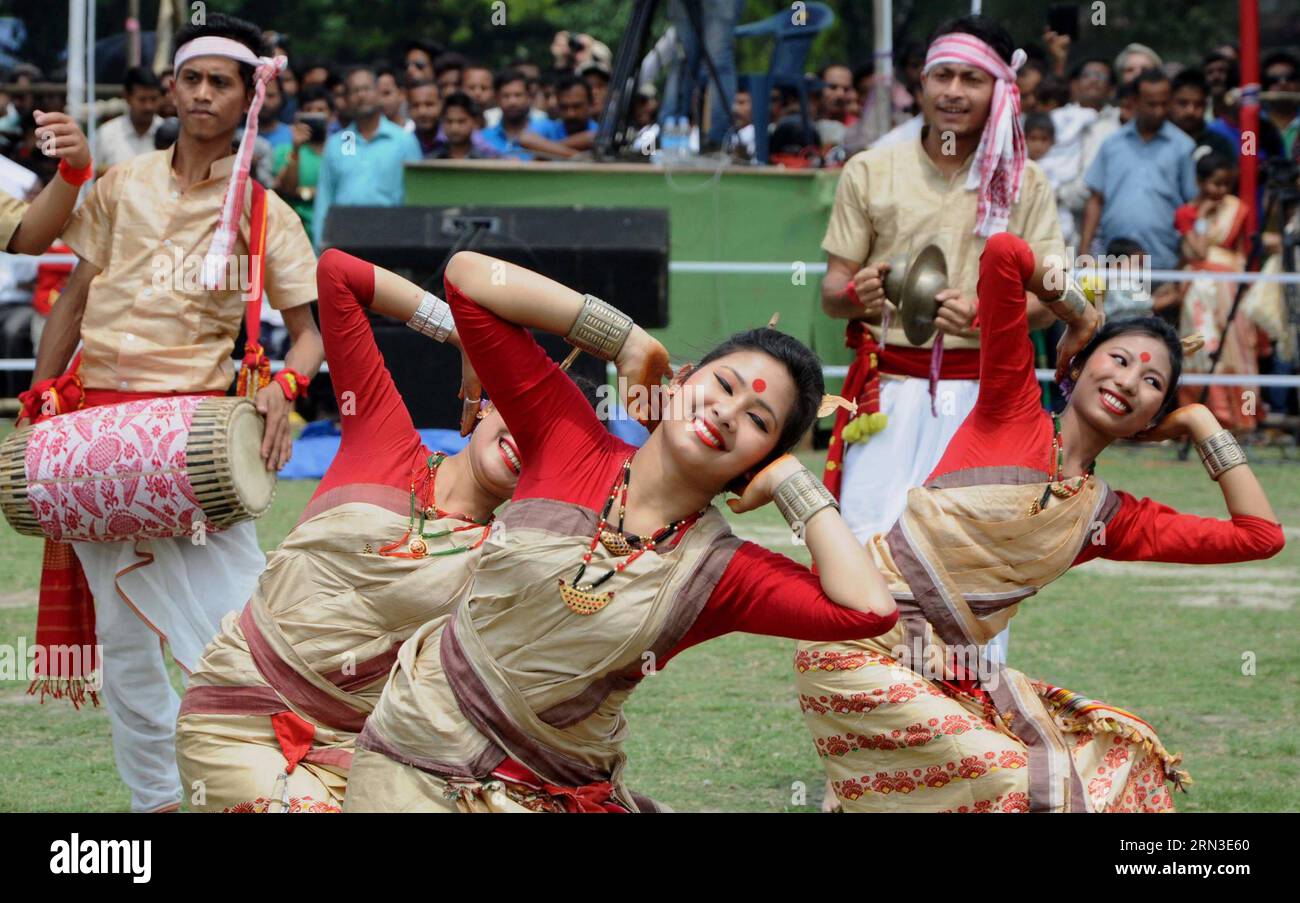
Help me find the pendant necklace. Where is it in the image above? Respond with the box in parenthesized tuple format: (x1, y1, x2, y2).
(558, 457, 705, 615)
(1029, 415, 1095, 516)
(378, 453, 493, 558)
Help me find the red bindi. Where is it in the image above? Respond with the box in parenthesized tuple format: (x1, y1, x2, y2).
(1139, 351, 1151, 363)
(753, 378, 766, 394)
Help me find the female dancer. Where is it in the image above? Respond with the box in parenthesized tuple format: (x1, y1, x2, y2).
(798, 232, 1284, 813)
(343, 251, 900, 812)
(176, 249, 595, 812)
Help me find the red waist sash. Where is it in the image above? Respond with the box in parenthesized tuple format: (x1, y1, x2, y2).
(822, 321, 979, 499)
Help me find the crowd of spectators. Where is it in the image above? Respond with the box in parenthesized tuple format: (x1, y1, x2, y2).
(0, 18, 1298, 428)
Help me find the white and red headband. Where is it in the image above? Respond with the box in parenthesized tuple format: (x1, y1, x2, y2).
(923, 34, 1028, 237)
(174, 36, 286, 290)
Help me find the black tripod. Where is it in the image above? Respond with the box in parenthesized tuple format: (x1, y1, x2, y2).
(595, 0, 733, 159)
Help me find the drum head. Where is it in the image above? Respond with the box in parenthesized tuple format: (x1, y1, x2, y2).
(227, 401, 277, 516)
(900, 244, 948, 346)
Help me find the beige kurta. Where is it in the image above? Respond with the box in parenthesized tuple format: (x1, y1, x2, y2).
(60, 146, 317, 394)
(822, 135, 1065, 350)
(176, 485, 488, 812)
(0, 190, 25, 250)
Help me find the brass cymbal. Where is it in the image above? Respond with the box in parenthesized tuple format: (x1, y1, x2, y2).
(899, 244, 948, 346)
(882, 252, 910, 306)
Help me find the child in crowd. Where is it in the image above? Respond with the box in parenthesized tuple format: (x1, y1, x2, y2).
(1175, 152, 1258, 431)
(1025, 111, 1075, 244)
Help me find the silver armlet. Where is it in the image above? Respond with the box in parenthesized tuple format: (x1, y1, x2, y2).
(407, 292, 455, 342)
(565, 294, 633, 361)
(772, 469, 839, 532)
(1197, 429, 1247, 481)
(1047, 278, 1090, 321)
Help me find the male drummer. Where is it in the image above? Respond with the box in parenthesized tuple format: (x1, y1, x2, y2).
(819, 15, 1065, 573)
(23, 12, 323, 813)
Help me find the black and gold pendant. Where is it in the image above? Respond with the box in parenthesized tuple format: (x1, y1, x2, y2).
(558, 579, 614, 615)
(599, 530, 632, 556)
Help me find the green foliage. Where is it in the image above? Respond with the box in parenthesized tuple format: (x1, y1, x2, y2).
(6, 0, 1273, 83)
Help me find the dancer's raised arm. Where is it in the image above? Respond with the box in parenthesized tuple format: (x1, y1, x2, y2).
(1138, 403, 1278, 525)
(444, 250, 671, 417)
(727, 454, 896, 618)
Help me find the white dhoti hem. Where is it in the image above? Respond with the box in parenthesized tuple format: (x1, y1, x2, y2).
(838, 375, 1010, 665)
(73, 520, 266, 811)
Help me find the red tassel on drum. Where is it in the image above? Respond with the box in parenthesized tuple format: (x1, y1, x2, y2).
(18, 351, 85, 424)
(237, 342, 272, 400)
(237, 181, 272, 401)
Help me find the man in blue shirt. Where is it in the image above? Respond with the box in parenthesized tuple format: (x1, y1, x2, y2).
(479, 69, 582, 161)
(1080, 68, 1196, 269)
(312, 64, 421, 248)
(531, 75, 599, 147)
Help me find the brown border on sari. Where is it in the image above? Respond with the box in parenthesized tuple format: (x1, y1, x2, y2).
(498, 497, 598, 537)
(354, 718, 507, 779)
(439, 615, 611, 786)
(296, 483, 414, 526)
(924, 466, 1051, 490)
(241, 605, 369, 733)
(178, 684, 286, 718)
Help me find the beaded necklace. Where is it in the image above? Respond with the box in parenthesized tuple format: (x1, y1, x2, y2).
(378, 453, 492, 559)
(1029, 414, 1095, 516)
(558, 457, 706, 616)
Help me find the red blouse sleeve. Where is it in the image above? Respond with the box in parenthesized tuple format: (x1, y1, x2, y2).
(1073, 490, 1286, 565)
(929, 232, 1053, 480)
(970, 232, 1043, 423)
(666, 541, 899, 659)
(443, 277, 622, 506)
(313, 249, 428, 496)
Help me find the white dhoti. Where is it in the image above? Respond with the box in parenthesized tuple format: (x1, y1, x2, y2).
(838, 375, 1009, 664)
(73, 520, 266, 811)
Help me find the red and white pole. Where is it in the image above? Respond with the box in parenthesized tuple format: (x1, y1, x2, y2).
(1239, 0, 1260, 232)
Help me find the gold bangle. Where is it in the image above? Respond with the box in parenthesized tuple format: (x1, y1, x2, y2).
(565, 294, 633, 361)
(1197, 429, 1247, 480)
(772, 469, 839, 533)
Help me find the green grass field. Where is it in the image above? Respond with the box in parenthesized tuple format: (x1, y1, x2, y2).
(1, 444, 1296, 812)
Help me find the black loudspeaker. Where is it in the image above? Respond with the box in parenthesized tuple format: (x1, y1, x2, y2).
(364, 320, 607, 430)
(321, 205, 669, 327)
(318, 205, 669, 429)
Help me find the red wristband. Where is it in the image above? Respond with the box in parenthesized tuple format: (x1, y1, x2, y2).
(842, 282, 861, 306)
(17, 385, 49, 422)
(272, 368, 309, 402)
(58, 158, 94, 186)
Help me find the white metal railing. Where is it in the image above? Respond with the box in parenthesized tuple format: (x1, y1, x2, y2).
(668, 260, 1300, 284)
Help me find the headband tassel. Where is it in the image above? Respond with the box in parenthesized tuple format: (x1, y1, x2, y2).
(174, 38, 286, 291)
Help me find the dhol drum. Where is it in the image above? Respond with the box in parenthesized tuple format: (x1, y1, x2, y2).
(0, 395, 276, 542)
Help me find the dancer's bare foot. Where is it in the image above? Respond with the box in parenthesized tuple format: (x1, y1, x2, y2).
(821, 778, 842, 813)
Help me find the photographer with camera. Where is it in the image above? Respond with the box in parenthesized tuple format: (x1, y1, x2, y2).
(273, 84, 332, 237)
